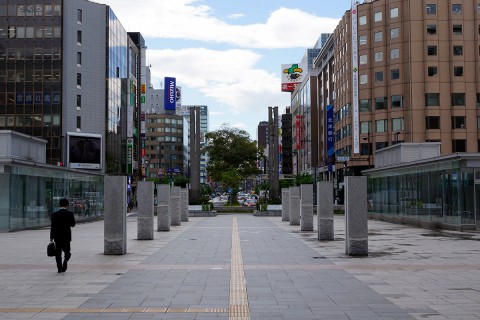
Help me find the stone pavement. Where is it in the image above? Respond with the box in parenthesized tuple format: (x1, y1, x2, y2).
(0, 213, 479, 320)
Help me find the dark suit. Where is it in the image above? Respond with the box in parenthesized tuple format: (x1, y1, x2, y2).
(50, 208, 76, 272)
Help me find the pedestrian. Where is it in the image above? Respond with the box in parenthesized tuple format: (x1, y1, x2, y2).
(50, 198, 76, 273)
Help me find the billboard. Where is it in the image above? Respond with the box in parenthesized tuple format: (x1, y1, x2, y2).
(164, 77, 176, 111)
(281, 63, 307, 92)
(67, 133, 102, 170)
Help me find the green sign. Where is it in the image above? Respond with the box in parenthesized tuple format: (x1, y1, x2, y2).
(126, 138, 133, 174)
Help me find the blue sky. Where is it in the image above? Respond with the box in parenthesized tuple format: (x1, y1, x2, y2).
(97, 0, 353, 139)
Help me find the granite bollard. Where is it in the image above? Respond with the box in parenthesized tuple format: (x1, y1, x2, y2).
(157, 184, 170, 232)
(345, 176, 368, 256)
(317, 181, 334, 240)
(289, 186, 300, 226)
(104, 176, 127, 255)
(137, 181, 154, 240)
(300, 184, 314, 231)
(170, 186, 181, 226)
(181, 188, 189, 222)
(281, 188, 290, 221)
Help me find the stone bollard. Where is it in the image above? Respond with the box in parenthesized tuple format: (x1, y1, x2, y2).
(181, 188, 189, 222)
(300, 184, 314, 231)
(104, 176, 127, 255)
(289, 186, 300, 226)
(281, 188, 290, 221)
(317, 181, 334, 240)
(345, 176, 368, 256)
(170, 186, 181, 226)
(157, 184, 170, 232)
(137, 181, 154, 240)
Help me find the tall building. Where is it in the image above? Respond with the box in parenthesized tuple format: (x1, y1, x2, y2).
(0, 1, 142, 176)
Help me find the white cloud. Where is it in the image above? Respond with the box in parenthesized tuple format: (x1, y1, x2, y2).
(227, 13, 245, 20)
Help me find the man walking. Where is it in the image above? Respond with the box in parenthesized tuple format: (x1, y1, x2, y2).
(50, 198, 76, 273)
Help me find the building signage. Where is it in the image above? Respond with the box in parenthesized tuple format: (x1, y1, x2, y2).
(164, 77, 176, 111)
(326, 104, 335, 172)
(281, 63, 307, 92)
(126, 138, 133, 174)
(295, 115, 305, 150)
(351, 0, 360, 154)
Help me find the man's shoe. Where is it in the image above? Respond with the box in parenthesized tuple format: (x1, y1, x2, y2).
(57, 268, 63, 273)
(62, 260, 68, 272)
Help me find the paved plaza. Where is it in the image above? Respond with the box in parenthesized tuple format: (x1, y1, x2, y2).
(0, 213, 479, 320)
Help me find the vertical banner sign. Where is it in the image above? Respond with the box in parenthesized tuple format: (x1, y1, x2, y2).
(126, 138, 133, 174)
(326, 104, 335, 172)
(164, 77, 176, 111)
(351, 0, 360, 154)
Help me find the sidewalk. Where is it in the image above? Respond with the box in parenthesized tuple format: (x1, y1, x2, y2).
(0, 213, 479, 319)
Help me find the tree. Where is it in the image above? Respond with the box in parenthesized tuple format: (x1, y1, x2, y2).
(203, 124, 262, 190)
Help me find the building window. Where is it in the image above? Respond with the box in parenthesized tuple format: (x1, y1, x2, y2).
(452, 140, 466, 152)
(360, 74, 368, 84)
(426, 4, 436, 14)
(77, 30, 82, 44)
(391, 69, 400, 80)
(391, 95, 403, 107)
(453, 25, 462, 35)
(77, 9, 82, 23)
(453, 46, 463, 56)
(477, 93, 480, 106)
(375, 71, 383, 82)
(425, 93, 440, 106)
(76, 73, 81, 87)
(390, 7, 399, 18)
(452, 4, 462, 14)
(376, 119, 388, 133)
(477, 117, 480, 129)
(375, 97, 387, 110)
(76, 116, 81, 130)
(428, 66, 438, 76)
(392, 118, 404, 131)
(77, 52, 81, 66)
(453, 66, 463, 77)
(391, 48, 400, 59)
(426, 116, 440, 129)
(359, 15, 367, 25)
(452, 116, 466, 129)
(452, 93, 465, 106)
(360, 121, 371, 134)
(360, 99, 372, 112)
(374, 11, 382, 22)
(427, 25, 437, 35)
(360, 35, 367, 45)
(374, 31, 382, 42)
(374, 51, 383, 62)
(427, 46, 437, 56)
(391, 28, 399, 39)
(76, 95, 81, 109)
(360, 54, 367, 65)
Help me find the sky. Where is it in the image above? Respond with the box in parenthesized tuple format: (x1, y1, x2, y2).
(96, 0, 353, 140)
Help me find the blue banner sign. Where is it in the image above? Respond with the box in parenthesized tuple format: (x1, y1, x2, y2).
(164, 77, 176, 111)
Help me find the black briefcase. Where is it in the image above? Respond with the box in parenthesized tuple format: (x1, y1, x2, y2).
(47, 241, 56, 257)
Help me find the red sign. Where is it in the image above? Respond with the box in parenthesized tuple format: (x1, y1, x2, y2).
(295, 115, 305, 150)
(281, 83, 299, 92)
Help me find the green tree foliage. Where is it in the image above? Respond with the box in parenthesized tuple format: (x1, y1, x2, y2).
(203, 124, 262, 189)
(296, 173, 314, 185)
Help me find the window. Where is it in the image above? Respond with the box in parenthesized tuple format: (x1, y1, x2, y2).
(375, 97, 387, 110)
(391, 28, 399, 39)
(359, 15, 367, 25)
(426, 116, 440, 129)
(452, 4, 462, 14)
(359, 35, 367, 45)
(77, 9, 82, 23)
(76, 52, 81, 66)
(360, 54, 367, 65)
(392, 118, 404, 131)
(428, 66, 438, 76)
(360, 121, 371, 133)
(376, 119, 388, 133)
(452, 140, 466, 152)
(390, 7, 399, 18)
(425, 93, 440, 106)
(453, 46, 463, 56)
(76, 95, 81, 109)
(454, 66, 463, 77)
(391, 48, 400, 59)
(391, 95, 403, 107)
(391, 69, 400, 80)
(453, 25, 462, 35)
(452, 116, 466, 129)
(374, 51, 383, 62)
(427, 46, 437, 56)
(76, 73, 81, 87)
(375, 71, 383, 82)
(426, 4, 436, 14)
(360, 99, 372, 112)
(452, 93, 465, 106)
(477, 93, 480, 106)
(76, 116, 81, 130)
(477, 117, 480, 129)
(360, 74, 368, 84)
(77, 30, 82, 44)
(374, 31, 382, 42)
(427, 25, 436, 35)
(374, 11, 382, 22)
